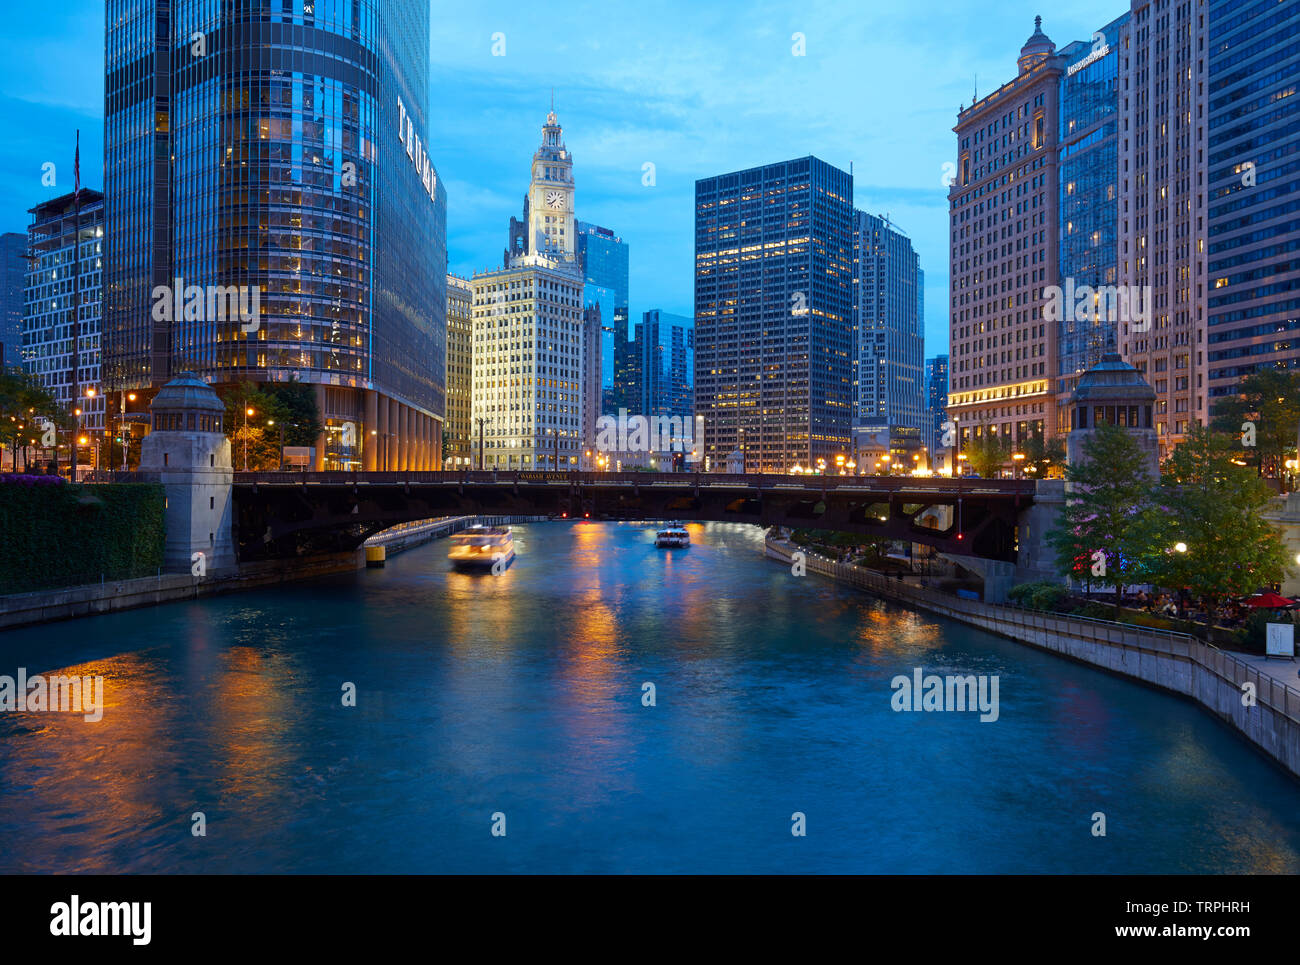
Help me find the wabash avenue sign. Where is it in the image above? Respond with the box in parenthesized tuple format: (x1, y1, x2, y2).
(396, 96, 438, 203)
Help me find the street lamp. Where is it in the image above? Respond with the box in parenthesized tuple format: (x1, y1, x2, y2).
(1011, 451, 1025, 479)
(243, 406, 255, 470)
(1174, 542, 1188, 554)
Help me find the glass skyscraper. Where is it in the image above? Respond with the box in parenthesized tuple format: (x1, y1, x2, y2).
(852, 210, 924, 463)
(923, 355, 949, 467)
(1055, 13, 1127, 428)
(0, 232, 24, 370)
(639, 309, 694, 422)
(1206, 0, 1300, 403)
(575, 221, 629, 415)
(103, 0, 447, 470)
(695, 156, 854, 472)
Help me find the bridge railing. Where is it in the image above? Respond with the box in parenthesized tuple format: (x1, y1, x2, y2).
(230, 468, 1036, 496)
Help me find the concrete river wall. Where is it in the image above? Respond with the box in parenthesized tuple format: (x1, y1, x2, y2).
(766, 537, 1300, 779)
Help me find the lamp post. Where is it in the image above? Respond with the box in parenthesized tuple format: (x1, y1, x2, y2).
(950, 415, 959, 478)
(1011, 451, 1025, 480)
(242, 406, 255, 470)
(476, 416, 490, 471)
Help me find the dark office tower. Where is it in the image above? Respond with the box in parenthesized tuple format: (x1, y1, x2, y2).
(695, 157, 854, 473)
(103, 0, 447, 470)
(0, 233, 24, 369)
(924, 354, 949, 467)
(1117, 0, 1208, 460)
(575, 221, 629, 414)
(1206, 0, 1300, 403)
(852, 211, 924, 464)
(949, 18, 1061, 454)
(1055, 13, 1127, 426)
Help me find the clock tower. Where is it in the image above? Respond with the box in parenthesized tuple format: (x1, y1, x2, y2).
(525, 105, 576, 268)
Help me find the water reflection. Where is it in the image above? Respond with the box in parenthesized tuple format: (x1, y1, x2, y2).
(0, 522, 1298, 873)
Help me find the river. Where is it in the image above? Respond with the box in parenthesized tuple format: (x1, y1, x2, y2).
(1, 521, 1297, 873)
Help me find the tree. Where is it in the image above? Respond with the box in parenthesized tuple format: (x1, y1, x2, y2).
(1020, 431, 1066, 480)
(964, 432, 1009, 478)
(221, 380, 323, 470)
(1046, 422, 1167, 616)
(0, 369, 69, 473)
(1208, 368, 1300, 484)
(1146, 425, 1290, 616)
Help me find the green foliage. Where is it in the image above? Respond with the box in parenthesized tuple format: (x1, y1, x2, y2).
(221, 380, 323, 470)
(1008, 580, 1070, 611)
(0, 482, 165, 594)
(1146, 425, 1291, 610)
(1047, 422, 1167, 613)
(1208, 368, 1300, 478)
(1020, 430, 1066, 480)
(0, 368, 73, 473)
(1071, 601, 1114, 620)
(964, 432, 1009, 478)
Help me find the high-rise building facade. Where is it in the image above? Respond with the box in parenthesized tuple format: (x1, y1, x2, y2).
(640, 309, 694, 424)
(924, 354, 949, 466)
(852, 211, 925, 462)
(1205, 0, 1300, 404)
(0, 233, 25, 369)
(1055, 13, 1128, 427)
(695, 156, 854, 472)
(575, 221, 630, 415)
(949, 17, 1061, 454)
(445, 274, 473, 468)
(471, 262, 585, 470)
(1117, 0, 1209, 460)
(474, 109, 588, 471)
(23, 191, 106, 433)
(103, 0, 447, 470)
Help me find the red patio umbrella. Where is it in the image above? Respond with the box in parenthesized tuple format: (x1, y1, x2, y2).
(1242, 591, 1297, 609)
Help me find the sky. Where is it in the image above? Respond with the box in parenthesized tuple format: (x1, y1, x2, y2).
(0, 0, 1119, 354)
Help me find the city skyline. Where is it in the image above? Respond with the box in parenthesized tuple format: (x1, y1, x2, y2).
(1, 0, 1123, 353)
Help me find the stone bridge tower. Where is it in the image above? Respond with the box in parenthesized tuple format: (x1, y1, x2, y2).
(138, 372, 236, 574)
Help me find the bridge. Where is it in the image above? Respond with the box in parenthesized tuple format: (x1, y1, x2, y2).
(231, 470, 1037, 564)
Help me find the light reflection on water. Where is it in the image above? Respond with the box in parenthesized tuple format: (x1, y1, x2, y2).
(0, 521, 1298, 874)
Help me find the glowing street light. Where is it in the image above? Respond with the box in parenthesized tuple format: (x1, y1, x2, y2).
(1174, 542, 1188, 553)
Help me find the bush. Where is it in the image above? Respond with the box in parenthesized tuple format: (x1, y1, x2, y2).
(1071, 601, 1114, 620)
(0, 482, 165, 594)
(1009, 580, 1070, 612)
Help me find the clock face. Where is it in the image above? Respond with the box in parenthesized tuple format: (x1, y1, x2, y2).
(546, 190, 564, 209)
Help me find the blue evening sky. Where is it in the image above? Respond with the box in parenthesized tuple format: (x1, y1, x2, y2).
(0, 0, 1114, 354)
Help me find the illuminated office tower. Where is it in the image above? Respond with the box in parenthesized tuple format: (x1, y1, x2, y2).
(948, 17, 1061, 453)
(852, 211, 924, 466)
(102, 0, 447, 470)
(1205, 0, 1300, 404)
(694, 156, 854, 472)
(1116, 0, 1208, 459)
(445, 274, 473, 468)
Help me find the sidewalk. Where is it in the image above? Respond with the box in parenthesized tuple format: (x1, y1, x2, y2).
(1237, 650, 1300, 690)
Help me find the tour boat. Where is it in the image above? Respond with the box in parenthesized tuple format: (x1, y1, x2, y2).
(448, 526, 515, 571)
(654, 523, 690, 548)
